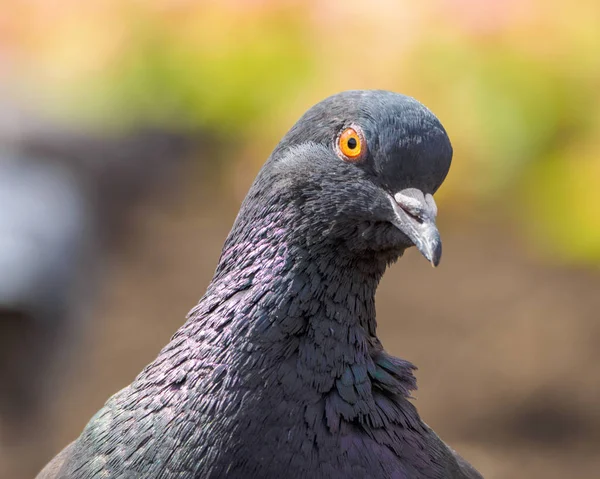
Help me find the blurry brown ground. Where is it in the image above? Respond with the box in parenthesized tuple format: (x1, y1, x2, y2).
(2, 162, 599, 479)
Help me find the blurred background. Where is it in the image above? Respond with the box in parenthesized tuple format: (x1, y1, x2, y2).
(0, 1, 599, 478)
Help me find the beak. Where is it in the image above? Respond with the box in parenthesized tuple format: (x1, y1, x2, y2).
(388, 188, 442, 267)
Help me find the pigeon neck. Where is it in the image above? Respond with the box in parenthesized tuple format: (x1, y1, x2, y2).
(179, 206, 418, 429)
(204, 212, 392, 383)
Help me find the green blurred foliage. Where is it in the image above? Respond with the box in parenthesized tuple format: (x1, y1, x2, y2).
(53, 5, 313, 135)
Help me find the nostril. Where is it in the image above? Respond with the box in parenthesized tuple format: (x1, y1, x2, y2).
(394, 193, 426, 221)
(393, 189, 438, 222)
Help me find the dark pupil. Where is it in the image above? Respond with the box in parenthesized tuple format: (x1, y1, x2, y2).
(347, 137, 358, 149)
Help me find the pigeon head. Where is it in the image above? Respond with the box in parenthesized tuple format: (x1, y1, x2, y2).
(238, 90, 452, 266)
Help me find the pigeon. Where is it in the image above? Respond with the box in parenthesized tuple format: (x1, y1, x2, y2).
(38, 90, 482, 479)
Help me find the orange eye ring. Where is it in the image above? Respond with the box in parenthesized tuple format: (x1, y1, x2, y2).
(336, 126, 366, 163)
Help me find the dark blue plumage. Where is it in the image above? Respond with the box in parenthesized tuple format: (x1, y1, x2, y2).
(38, 90, 481, 479)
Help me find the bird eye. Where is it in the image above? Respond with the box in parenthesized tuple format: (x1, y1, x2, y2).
(336, 126, 366, 163)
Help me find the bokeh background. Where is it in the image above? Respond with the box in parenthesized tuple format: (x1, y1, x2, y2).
(1, 1, 599, 478)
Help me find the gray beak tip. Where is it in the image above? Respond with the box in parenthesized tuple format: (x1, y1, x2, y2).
(430, 246, 441, 268)
(418, 231, 442, 268)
